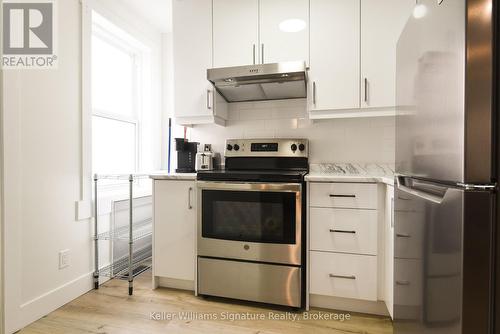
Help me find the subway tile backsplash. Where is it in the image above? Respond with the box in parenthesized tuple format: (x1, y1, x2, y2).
(175, 99, 395, 165)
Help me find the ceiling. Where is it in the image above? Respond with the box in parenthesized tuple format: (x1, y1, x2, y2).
(119, 0, 172, 33)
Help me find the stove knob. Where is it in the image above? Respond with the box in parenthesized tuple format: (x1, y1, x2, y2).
(234, 144, 240, 151)
(299, 143, 305, 152)
(291, 144, 298, 152)
(227, 144, 233, 151)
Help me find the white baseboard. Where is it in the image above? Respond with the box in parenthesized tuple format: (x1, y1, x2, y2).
(16, 272, 93, 332)
(157, 276, 194, 291)
(310, 294, 390, 317)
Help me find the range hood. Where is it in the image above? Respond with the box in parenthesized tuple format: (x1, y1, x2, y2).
(207, 61, 307, 103)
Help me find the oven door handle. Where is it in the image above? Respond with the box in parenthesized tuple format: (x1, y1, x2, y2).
(196, 181, 302, 193)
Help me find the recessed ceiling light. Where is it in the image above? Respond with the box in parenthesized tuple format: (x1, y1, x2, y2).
(413, 4, 427, 19)
(279, 19, 306, 33)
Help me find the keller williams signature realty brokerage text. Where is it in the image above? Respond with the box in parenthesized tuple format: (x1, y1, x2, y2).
(150, 311, 352, 322)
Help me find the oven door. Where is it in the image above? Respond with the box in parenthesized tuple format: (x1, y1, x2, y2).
(197, 181, 302, 265)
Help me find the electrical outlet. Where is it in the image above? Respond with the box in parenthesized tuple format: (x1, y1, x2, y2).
(59, 249, 70, 269)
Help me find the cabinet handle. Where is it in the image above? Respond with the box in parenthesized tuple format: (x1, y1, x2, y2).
(364, 78, 368, 103)
(329, 194, 356, 198)
(188, 187, 193, 210)
(396, 233, 411, 238)
(313, 81, 316, 105)
(391, 197, 394, 228)
(261, 43, 264, 64)
(329, 229, 356, 234)
(329, 274, 356, 280)
(396, 280, 410, 286)
(253, 44, 256, 65)
(206, 90, 212, 110)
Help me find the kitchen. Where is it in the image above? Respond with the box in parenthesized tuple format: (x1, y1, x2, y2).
(0, 0, 497, 334)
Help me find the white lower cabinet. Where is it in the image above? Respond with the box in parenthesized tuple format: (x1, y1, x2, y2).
(310, 251, 377, 301)
(309, 181, 395, 316)
(153, 180, 196, 284)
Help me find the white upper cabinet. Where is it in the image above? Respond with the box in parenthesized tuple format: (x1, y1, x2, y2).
(259, 0, 309, 64)
(172, 0, 413, 122)
(360, 0, 414, 109)
(173, 0, 227, 125)
(213, 0, 259, 67)
(309, 0, 360, 111)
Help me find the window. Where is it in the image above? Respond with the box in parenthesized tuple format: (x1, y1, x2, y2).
(91, 12, 150, 176)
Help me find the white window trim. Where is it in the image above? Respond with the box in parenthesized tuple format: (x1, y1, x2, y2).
(81, 0, 154, 218)
(91, 25, 142, 177)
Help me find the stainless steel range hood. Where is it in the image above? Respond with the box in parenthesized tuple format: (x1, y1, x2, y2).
(207, 61, 307, 103)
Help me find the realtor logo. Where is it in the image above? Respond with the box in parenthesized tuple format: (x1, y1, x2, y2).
(2, 0, 58, 69)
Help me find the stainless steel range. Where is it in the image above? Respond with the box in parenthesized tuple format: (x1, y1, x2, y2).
(196, 138, 308, 308)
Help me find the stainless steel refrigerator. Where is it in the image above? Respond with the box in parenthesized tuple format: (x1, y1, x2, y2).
(394, 0, 496, 333)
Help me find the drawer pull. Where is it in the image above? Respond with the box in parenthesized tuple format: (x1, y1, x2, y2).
(329, 194, 356, 198)
(396, 280, 410, 286)
(329, 274, 356, 280)
(329, 229, 356, 234)
(396, 233, 411, 238)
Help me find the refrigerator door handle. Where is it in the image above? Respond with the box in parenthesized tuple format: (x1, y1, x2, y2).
(396, 175, 447, 204)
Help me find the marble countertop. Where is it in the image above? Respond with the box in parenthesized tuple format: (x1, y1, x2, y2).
(306, 163, 395, 186)
(149, 172, 197, 180)
(149, 163, 395, 185)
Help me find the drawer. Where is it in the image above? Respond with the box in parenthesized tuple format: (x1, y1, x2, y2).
(394, 258, 422, 307)
(310, 183, 378, 209)
(198, 257, 301, 307)
(310, 251, 377, 301)
(310, 208, 377, 255)
(394, 210, 424, 259)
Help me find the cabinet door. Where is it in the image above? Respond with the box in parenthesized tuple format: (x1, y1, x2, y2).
(385, 185, 395, 318)
(153, 180, 196, 281)
(360, 0, 413, 108)
(309, 0, 360, 111)
(259, 0, 309, 64)
(173, 0, 213, 118)
(213, 0, 259, 67)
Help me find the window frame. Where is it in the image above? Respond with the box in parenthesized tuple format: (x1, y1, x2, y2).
(90, 15, 146, 177)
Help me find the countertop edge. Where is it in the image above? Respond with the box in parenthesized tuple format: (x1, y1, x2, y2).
(150, 173, 395, 185)
(305, 174, 394, 186)
(149, 173, 197, 180)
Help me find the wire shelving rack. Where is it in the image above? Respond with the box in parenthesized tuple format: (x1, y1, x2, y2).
(93, 173, 152, 295)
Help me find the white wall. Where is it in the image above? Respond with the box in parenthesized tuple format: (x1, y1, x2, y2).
(1, 0, 164, 332)
(3, 1, 91, 331)
(175, 99, 395, 165)
(0, 2, 5, 332)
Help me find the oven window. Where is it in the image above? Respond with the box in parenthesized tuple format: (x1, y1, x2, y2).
(202, 190, 296, 244)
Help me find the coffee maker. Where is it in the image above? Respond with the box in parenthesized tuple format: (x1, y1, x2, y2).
(175, 138, 198, 173)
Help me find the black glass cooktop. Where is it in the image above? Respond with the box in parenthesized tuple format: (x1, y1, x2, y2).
(197, 169, 308, 183)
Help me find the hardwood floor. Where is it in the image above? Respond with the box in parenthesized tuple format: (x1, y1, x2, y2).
(20, 271, 393, 334)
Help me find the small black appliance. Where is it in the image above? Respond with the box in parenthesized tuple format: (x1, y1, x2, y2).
(175, 138, 198, 173)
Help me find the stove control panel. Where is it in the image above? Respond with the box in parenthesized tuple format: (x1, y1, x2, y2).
(225, 138, 308, 158)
